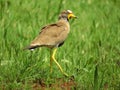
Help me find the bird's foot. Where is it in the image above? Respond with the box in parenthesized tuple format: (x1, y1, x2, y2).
(63, 72, 69, 77)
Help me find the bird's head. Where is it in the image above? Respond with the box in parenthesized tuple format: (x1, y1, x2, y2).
(59, 10, 77, 20)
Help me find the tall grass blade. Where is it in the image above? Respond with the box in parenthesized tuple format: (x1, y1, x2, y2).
(94, 65, 99, 90)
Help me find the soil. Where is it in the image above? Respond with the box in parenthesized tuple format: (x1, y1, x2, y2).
(32, 76, 77, 90)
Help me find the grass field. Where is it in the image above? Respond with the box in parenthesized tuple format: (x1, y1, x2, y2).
(0, 0, 120, 89)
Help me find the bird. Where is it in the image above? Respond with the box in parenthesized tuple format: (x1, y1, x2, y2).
(24, 10, 77, 76)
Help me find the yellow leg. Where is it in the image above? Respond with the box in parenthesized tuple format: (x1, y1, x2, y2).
(50, 50, 53, 73)
(50, 48, 68, 76)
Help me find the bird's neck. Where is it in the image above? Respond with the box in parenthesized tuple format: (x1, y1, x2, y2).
(58, 17, 69, 22)
(58, 18, 70, 31)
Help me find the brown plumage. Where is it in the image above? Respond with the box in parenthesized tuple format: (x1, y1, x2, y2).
(29, 21, 69, 49)
(25, 10, 76, 50)
(24, 10, 76, 76)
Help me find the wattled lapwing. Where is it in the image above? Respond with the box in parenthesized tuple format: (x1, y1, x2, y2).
(24, 10, 77, 76)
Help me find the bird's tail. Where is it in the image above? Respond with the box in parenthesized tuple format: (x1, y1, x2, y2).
(23, 45, 39, 50)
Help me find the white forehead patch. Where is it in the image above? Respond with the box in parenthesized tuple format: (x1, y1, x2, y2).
(67, 10, 72, 13)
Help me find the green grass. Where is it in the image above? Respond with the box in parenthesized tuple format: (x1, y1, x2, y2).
(0, 0, 120, 89)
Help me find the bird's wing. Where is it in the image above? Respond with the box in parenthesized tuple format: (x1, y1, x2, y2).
(30, 21, 69, 48)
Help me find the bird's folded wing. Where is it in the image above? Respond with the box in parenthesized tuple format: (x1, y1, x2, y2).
(30, 22, 69, 47)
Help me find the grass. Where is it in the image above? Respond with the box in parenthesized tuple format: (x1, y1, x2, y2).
(0, 0, 120, 89)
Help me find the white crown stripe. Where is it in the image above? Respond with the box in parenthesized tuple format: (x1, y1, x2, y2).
(67, 10, 72, 13)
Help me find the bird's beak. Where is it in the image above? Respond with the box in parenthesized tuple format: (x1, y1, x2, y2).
(68, 13, 77, 19)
